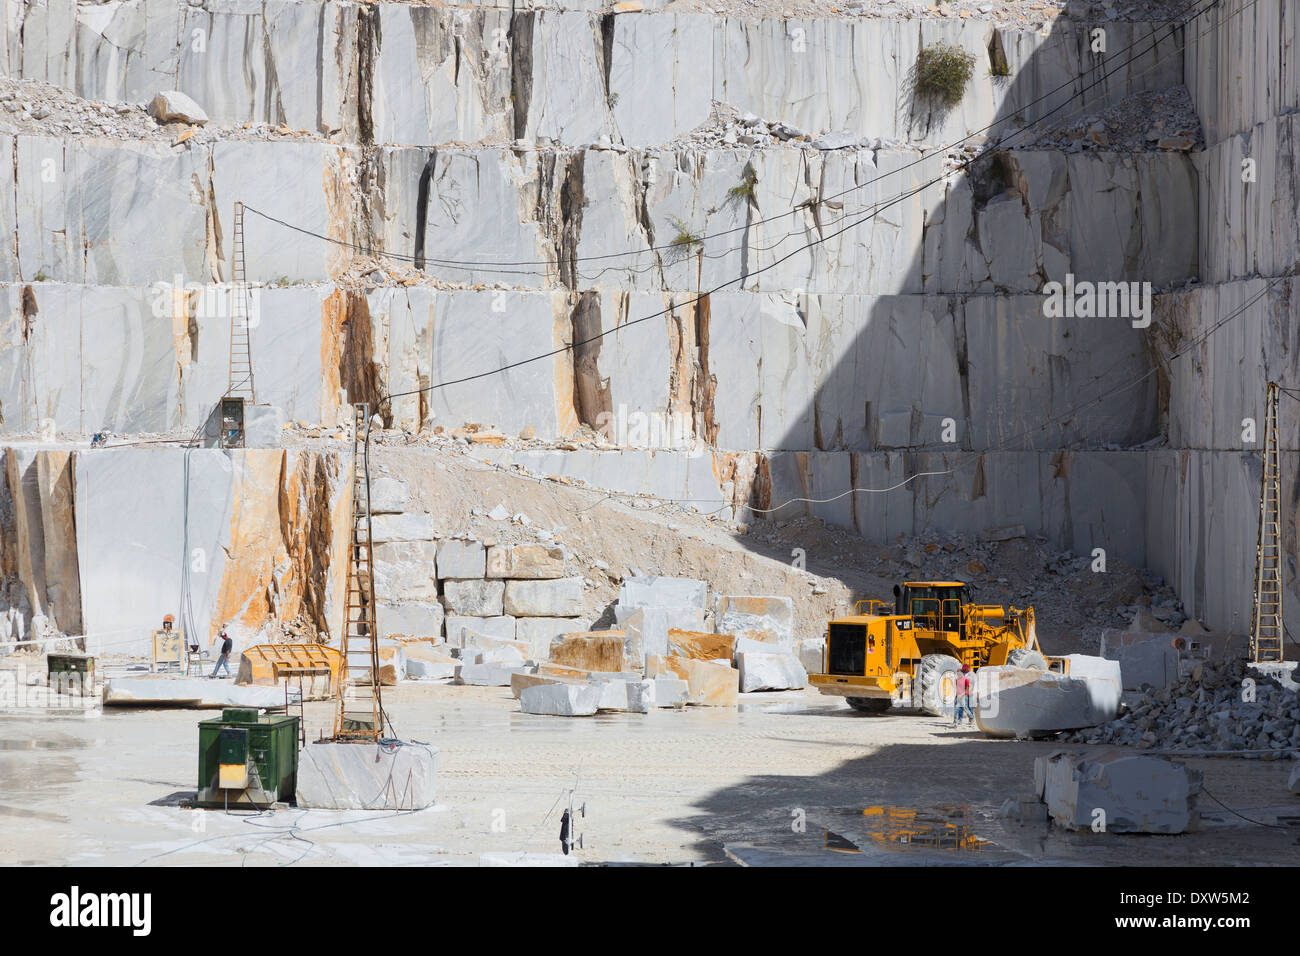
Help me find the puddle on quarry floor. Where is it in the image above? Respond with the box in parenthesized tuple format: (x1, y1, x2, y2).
(852, 805, 993, 854)
(806, 805, 996, 861)
(726, 797, 1300, 867)
(725, 804, 1029, 866)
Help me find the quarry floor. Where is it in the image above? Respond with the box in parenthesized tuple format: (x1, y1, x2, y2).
(1, 680, 1297, 866)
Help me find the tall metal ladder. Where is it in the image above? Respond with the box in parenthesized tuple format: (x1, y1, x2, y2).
(227, 202, 256, 404)
(1250, 381, 1284, 663)
(333, 403, 386, 740)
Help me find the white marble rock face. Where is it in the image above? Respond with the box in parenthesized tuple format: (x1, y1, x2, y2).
(503, 577, 586, 617)
(406, 658, 455, 679)
(446, 615, 517, 645)
(441, 579, 506, 617)
(596, 677, 655, 713)
(715, 595, 795, 650)
(297, 741, 438, 810)
(377, 599, 444, 640)
(737, 651, 807, 692)
(75, 448, 234, 657)
(519, 681, 603, 716)
(1098, 632, 1180, 691)
(102, 676, 285, 708)
(1, 0, 1294, 649)
(455, 661, 521, 686)
(618, 576, 708, 610)
(369, 514, 440, 545)
(373, 542, 439, 601)
(0, 131, 1198, 293)
(12, 5, 1179, 149)
(1036, 751, 1202, 834)
(616, 605, 707, 662)
(652, 676, 689, 707)
(515, 616, 590, 659)
(436, 540, 487, 579)
(974, 665, 1121, 739)
(368, 477, 410, 514)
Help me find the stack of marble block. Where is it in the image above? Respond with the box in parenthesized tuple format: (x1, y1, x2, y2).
(514, 577, 818, 716)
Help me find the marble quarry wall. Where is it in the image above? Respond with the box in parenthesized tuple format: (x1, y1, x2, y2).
(0, 136, 1196, 291)
(0, 2, 1181, 149)
(0, 0, 1294, 639)
(1139, 0, 1300, 634)
(0, 445, 351, 654)
(1, 282, 1166, 444)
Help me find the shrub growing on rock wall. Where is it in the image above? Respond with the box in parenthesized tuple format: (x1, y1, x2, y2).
(914, 42, 977, 109)
(726, 166, 758, 208)
(667, 216, 703, 261)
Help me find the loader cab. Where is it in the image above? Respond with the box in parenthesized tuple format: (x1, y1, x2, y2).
(894, 582, 971, 636)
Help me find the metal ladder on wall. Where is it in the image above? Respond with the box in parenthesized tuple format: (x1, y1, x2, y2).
(1250, 381, 1284, 663)
(333, 403, 386, 740)
(227, 202, 256, 404)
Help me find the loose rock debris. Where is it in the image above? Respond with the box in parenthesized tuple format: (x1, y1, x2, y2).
(1064, 657, 1300, 757)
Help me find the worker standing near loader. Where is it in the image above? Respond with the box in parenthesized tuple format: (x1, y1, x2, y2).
(210, 629, 233, 679)
(952, 664, 974, 727)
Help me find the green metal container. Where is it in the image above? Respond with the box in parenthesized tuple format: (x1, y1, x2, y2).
(196, 709, 300, 807)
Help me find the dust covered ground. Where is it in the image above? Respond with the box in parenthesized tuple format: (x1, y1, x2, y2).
(1, 680, 1295, 866)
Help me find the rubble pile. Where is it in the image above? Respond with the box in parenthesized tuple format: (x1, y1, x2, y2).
(1064, 657, 1300, 758)
(1026, 87, 1205, 153)
(0, 76, 328, 145)
(670, 86, 1203, 156)
(668, 102, 910, 152)
(684, 0, 1182, 27)
(747, 519, 1183, 654)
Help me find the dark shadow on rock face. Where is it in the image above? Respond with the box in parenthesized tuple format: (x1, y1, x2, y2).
(755, 12, 1194, 578)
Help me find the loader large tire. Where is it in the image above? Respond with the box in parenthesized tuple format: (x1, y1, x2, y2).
(1007, 648, 1047, 670)
(918, 654, 962, 717)
(845, 697, 892, 714)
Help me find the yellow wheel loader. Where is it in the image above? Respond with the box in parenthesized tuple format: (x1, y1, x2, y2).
(807, 581, 1053, 716)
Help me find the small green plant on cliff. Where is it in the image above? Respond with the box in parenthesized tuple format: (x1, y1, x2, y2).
(668, 215, 703, 259)
(914, 42, 978, 109)
(726, 166, 758, 208)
